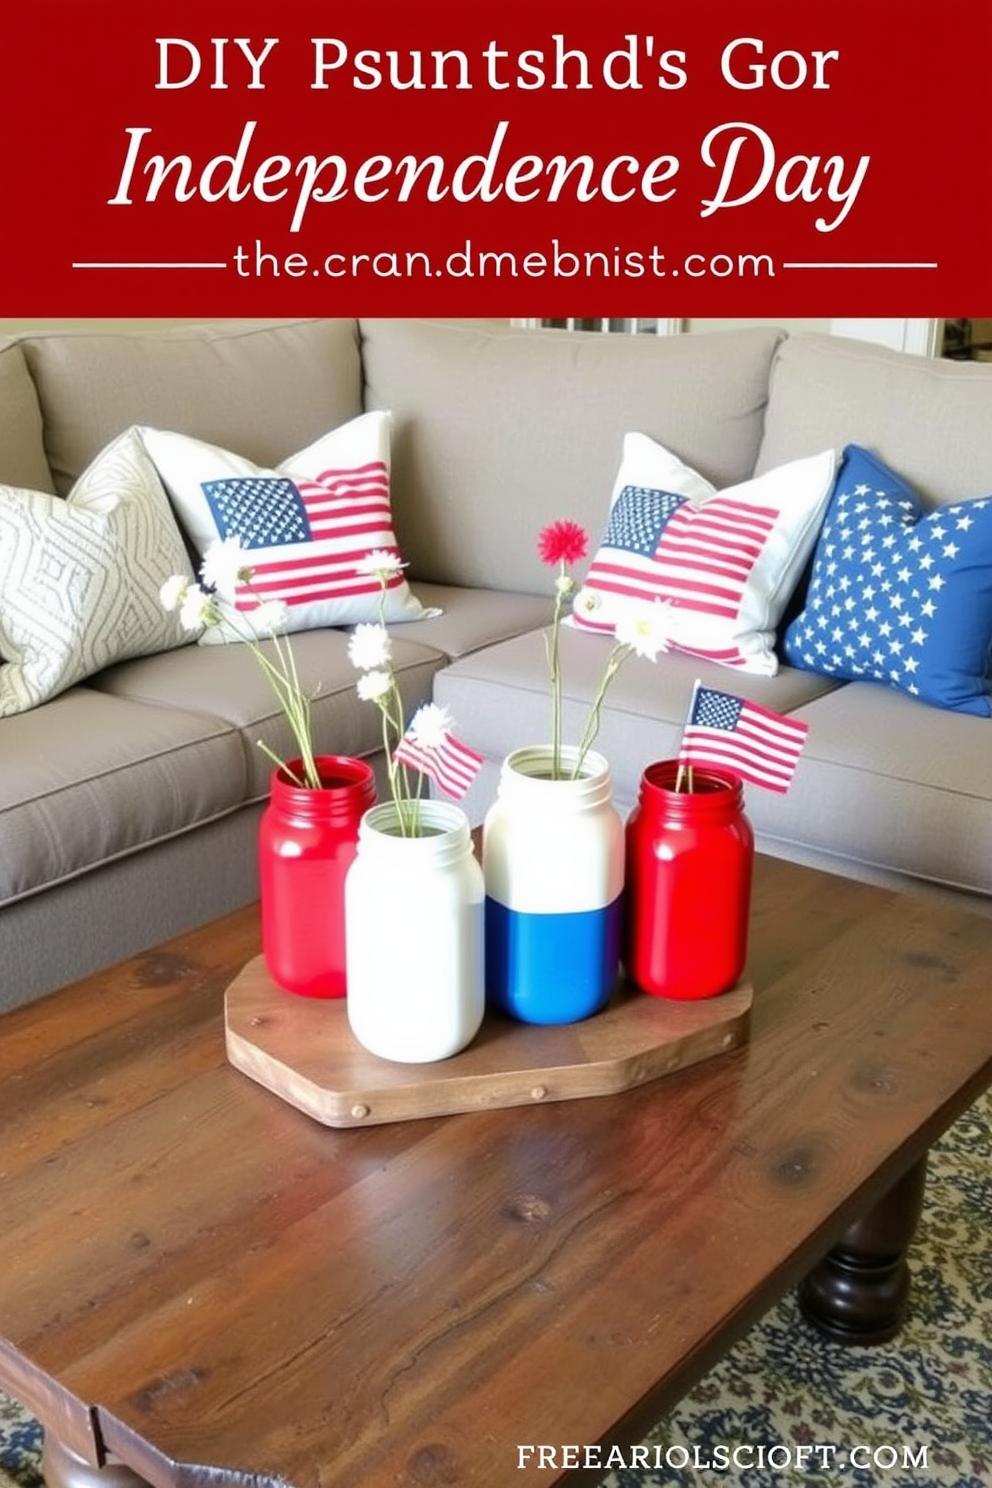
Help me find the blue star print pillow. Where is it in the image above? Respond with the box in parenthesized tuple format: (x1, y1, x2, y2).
(782, 445, 992, 716)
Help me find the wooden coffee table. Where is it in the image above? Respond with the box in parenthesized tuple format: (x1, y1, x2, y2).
(1, 853, 991, 1488)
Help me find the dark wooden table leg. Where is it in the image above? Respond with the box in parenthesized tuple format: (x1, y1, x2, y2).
(42, 1433, 153, 1488)
(798, 1155, 929, 1345)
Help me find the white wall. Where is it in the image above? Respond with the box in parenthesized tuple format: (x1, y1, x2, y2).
(684, 318, 830, 336)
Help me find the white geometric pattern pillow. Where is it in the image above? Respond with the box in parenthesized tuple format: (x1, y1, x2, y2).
(139, 412, 434, 643)
(0, 427, 196, 717)
(569, 432, 838, 676)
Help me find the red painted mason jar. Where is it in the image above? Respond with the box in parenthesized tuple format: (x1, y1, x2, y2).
(258, 755, 376, 999)
(624, 760, 754, 1000)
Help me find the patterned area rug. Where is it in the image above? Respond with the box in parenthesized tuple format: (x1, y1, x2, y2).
(1, 1092, 989, 1488)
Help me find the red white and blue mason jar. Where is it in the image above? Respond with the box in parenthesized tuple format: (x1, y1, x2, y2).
(258, 755, 376, 999)
(624, 759, 754, 1001)
(483, 745, 624, 1025)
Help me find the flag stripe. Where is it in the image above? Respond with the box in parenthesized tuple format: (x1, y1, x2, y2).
(677, 687, 808, 794)
(587, 491, 777, 622)
(651, 541, 759, 577)
(678, 736, 793, 791)
(239, 575, 398, 609)
(236, 551, 405, 606)
(306, 459, 388, 482)
(682, 727, 798, 776)
(586, 564, 743, 619)
(394, 733, 485, 800)
(239, 543, 402, 580)
(572, 611, 752, 666)
(215, 460, 403, 610)
(669, 644, 752, 668)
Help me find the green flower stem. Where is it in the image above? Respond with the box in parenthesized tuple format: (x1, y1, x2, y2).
(270, 627, 317, 783)
(375, 579, 416, 835)
(547, 569, 568, 780)
(244, 640, 319, 787)
(216, 591, 322, 791)
(256, 739, 307, 788)
(351, 568, 432, 836)
(379, 691, 405, 834)
(243, 579, 321, 790)
(379, 677, 422, 838)
(571, 642, 632, 780)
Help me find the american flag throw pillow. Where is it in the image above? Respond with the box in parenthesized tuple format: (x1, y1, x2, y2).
(140, 412, 433, 641)
(570, 432, 838, 676)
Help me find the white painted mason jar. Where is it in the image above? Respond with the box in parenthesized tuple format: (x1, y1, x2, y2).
(345, 800, 485, 1063)
(483, 745, 624, 1025)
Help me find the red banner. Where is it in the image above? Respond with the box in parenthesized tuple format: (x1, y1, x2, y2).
(1, 0, 988, 317)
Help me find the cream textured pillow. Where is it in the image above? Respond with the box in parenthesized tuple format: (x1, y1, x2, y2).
(139, 411, 434, 642)
(570, 432, 838, 675)
(0, 428, 196, 716)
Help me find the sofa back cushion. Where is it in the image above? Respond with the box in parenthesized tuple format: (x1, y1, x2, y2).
(0, 339, 54, 493)
(19, 319, 364, 495)
(360, 319, 785, 593)
(757, 333, 992, 507)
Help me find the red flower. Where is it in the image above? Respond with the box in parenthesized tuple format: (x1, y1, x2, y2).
(538, 520, 589, 567)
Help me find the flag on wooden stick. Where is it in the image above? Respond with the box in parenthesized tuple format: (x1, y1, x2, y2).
(394, 707, 485, 800)
(677, 683, 808, 794)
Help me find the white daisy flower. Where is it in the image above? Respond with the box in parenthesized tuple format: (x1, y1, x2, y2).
(159, 574, 189, 613)
(348, 622, 392, 671)
(614, 601, 673, 661)
(253, 599, 289, 633)
(573, 587, 601, 615)
(200, 536, 251, 599)
(355, 549, 406, 579)
(356, 669, 393, 702)
(178, 585, 218, 634)
(407, 702, 453, 749)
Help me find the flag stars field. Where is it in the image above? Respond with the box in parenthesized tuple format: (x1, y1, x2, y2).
(786, 460, 992, 708)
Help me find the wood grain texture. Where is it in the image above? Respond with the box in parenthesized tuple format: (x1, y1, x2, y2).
(224, 957, 753, 1125)
(1, 864, 991, 1488)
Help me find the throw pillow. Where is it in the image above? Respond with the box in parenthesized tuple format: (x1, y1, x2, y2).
(139, 412, 434, 642)
(782, 444, 992, 716)
(0, 428, 196, 717)
(569, 432, 838, 675)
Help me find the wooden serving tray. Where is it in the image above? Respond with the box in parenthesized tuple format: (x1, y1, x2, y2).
(224, 956, 752, 1127)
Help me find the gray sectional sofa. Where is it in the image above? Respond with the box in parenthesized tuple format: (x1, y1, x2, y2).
(3, 317, 992, 1012)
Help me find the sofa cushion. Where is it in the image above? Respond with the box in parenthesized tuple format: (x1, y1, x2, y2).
(747, 682, 992, 896)
(0, 338, 53, 492)
(783, 445, 992, 716)
(569, 432, 837, 675)
(433, 625, 844, 814)
(360, 319, 785, 592)
(757, 333, 992, 506)
(91, 630, 447, 799)
(0, 688, 246, 905)
(139, 412, 433, 637)
(0, 428, 196, 717)
(391, 584, 549, 658)
(20, 319, 363, 494)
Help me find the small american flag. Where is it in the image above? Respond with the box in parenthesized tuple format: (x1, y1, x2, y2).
(582, 484, 778, 664)
(394, 731, 485, 800)
(201, 459, 403, 611)
(678, 685, 808, 794)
